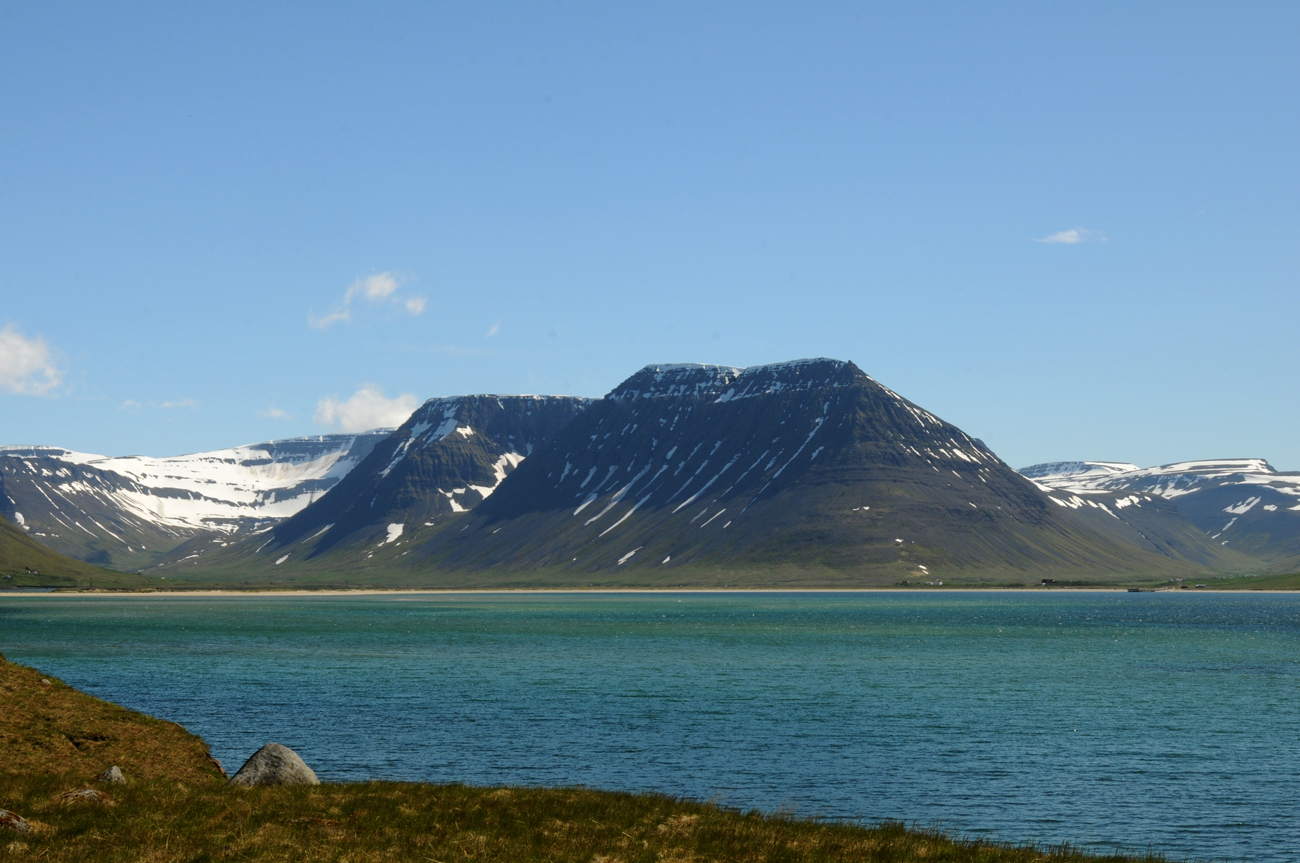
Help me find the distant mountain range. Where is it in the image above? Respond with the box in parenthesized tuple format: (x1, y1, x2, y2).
(3, 360, 1297, 587)
(1022, 459, 1300, 570)
(0, 433, 389, 570)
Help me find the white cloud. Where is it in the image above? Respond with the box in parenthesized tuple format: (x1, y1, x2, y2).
(0, 324, 63, 395)
(258, 406, 293, 420)
(486, 321, 500, 338)
(309, 308, 352, 329)
(309, 272, 427, 329)
(120, 399, 142, 411)
(360, 272, 400, 301)
(1034, 227, 1107, 245)
(156, 398, 199, 410)
(313, 385, 419, 432)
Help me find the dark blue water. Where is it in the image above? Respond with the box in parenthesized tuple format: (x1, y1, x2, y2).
(2, 591, 1298, 862)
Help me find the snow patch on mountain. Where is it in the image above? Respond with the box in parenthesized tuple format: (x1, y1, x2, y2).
(1021, 459, 1299, 500)
(0, 432, 391, 535)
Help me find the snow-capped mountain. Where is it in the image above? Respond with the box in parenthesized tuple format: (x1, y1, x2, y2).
(0, 432, 391, 570)
(257, 394, 592, 562)
(1021, 459, 1300, 568)
(357, 359, 1209, 580)
(1021, 459, 1294, 498)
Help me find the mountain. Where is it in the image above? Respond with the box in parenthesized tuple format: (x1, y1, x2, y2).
(0, 470, 145, 588)
(0, 432, 390, 571)
(1022, 459, 1300, 570)
(271, 358, 1226, 586)
(217, 394, 592, 569)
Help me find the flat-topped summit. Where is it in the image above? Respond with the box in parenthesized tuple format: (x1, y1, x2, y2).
(609, 358, 855, 402)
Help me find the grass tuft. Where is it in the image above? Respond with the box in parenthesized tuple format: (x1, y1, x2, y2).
(0, 776, 1176, 863)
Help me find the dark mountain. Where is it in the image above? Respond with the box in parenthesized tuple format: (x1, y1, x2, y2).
(0, 469, 12, 522)
(1, 469, 146, 588)
(259, 395, 592, 561)
(388, 359, 1212, 581)
(0, 433, 390, 571)
(1023, 459, 1300, 570)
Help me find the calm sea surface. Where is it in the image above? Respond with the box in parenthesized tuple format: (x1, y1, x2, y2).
(2, 591, 1298, 862)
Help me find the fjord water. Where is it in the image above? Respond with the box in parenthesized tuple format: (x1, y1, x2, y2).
(3, 592, 1298, 861)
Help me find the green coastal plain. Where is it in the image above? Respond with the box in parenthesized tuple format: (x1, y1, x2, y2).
(0, 654, 1174, 863)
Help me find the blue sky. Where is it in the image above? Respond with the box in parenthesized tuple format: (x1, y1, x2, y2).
(2, 2, 1297, 470)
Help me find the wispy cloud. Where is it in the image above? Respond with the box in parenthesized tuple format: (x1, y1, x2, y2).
(119, 397, 199, 411)
(486, 321, 500, 338)
(0, 323, 63, 395)
(314, 385, 419, 432)
(1034, 227, 1107, 245)
(309, 272, 427, 329)
(258, 406, 293, 420)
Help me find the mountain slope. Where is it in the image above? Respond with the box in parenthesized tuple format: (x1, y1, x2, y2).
(0, 473, 146, 587)
(0, 433, 390, 570)
(382, 359, 1211, 582)
(228, 395, 591, 567)
(1029, 487, 1260, 571)
(1022, 460, 1300, 570)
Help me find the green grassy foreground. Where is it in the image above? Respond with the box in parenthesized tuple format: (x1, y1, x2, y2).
(0, 656, 1176, 862)
(0, 775, 1174, 863)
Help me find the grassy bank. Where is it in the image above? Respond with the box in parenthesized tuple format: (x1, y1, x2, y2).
(0, 657, 1174, 862)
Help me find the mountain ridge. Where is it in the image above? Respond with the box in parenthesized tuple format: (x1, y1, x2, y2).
(0, 432, 391, 570)
(7, 362, 1290, 587)
(253, 394, 592, 564)
(1022, 458, 1300, 569)
(338, 358, 1229, 582)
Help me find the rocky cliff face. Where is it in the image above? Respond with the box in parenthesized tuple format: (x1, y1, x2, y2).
(0, 470, 13, 522)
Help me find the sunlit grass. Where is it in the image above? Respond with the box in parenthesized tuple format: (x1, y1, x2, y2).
(0, 774, 1173, 863)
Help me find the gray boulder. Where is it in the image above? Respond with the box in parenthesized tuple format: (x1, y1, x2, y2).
(227, 743, 319, 787)
(96, 766, 127, 785)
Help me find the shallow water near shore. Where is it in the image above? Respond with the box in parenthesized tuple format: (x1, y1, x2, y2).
(3, 590, 1298, 862)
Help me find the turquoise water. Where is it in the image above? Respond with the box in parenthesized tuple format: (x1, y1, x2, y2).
(3, 591, 1299, 862)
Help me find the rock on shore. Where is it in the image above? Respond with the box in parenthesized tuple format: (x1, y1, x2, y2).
(227, 743, 319, 787)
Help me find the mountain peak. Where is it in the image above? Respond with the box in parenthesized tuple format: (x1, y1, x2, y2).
(266, 393, 592, 553)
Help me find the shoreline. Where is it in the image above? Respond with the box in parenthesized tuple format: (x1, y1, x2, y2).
(0, 585, 1290, 597)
